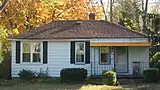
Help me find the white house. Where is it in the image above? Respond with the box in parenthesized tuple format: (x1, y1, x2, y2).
(9, 13, 151, 77)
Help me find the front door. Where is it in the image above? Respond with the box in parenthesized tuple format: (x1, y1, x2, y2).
(115, 47, 128, 73)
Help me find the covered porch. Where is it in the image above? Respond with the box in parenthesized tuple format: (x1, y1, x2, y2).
(90, 42, 151, 76)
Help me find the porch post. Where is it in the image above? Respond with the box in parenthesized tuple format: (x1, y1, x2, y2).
(112, 46, 116, 72)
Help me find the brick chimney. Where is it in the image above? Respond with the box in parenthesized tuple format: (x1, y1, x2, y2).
(89, 13, 95, 20)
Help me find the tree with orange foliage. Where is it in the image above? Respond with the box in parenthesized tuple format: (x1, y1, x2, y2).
(42, 0, 104, 20)
(0, 0, 103, 78)
(0, 0, 103, 35)
(0, 0, 50, 34)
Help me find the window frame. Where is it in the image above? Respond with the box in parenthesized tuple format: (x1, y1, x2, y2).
(99, 46, 111, 65)
(21, 41, 43, 64)
(75, 42, 85, 64)
(22, 42, 31, 63)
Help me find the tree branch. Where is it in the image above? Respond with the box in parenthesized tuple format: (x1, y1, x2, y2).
(0, 0, 8, 12)
(55, 5, 74, 19)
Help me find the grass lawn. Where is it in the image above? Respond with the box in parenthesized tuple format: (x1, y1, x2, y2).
(0, 79, 124, 90)
(1, 83, 160, 90)
(0, 83, 124, 90)
(0, 79, 160, 90)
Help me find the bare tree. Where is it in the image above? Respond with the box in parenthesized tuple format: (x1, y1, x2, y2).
(145, 0, 148, 12)
(100, 0, 114, 21)
(142, 0, 148, 33)
(110, 0, 113, 22)
(100, 0, 107, 20)
(0, 0, 8, 12)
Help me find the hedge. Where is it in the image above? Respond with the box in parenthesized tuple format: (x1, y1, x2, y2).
(143, 68, 159, 83)
(60, 68, 87, 83)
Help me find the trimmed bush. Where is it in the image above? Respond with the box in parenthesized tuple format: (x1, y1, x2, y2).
(18, 69, 36, 80)
(143, 68, 159, 83)
(60, 68, 87, 83)
(102, 70, 117, 85)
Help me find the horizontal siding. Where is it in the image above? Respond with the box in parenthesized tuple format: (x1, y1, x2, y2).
(11, 41, 48, 77)
(11, 39, 150, 77)
(12, 41, 91, 77)
(48, 41, 90, 77)
(127, 46, 149, 75)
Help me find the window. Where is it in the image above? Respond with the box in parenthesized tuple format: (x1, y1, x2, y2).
(100, 47, 110, 64)
(75, 42, 85, 64)
(32, 43, 41, 62)
(22, 42, 42, 63)
(22, 42, 31, 62)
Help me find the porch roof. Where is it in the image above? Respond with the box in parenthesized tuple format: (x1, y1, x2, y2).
(90, 42, 152, 46)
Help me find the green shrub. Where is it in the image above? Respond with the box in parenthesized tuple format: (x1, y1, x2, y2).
(18, 69, 36, 80)
(156, 60, 160, 70)
(102, 70, 117, 85)
(0, 51, 11, 79)
(156, 61, 160, 79)
(60, 68, 87, 83)
(143, 68, 159, 83)
(150, 52, 160, 68)
(37, 72, 50, 78)
(37, 68, 50, 79)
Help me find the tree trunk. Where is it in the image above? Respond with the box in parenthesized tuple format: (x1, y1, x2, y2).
(100, 0, 107, 20)
(110, 0, 113, 22)
(142, 0, 148, 33)
(145, 0, 148, 12)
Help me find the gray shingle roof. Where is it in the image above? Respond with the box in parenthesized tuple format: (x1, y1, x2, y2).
(10, 20, 146, 39)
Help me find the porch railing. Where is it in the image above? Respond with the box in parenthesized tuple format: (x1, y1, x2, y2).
(90, 61, 114, 76)
(90, 61, 150, 76)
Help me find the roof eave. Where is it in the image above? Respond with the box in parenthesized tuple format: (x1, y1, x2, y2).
(8, 36, 148, 41)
